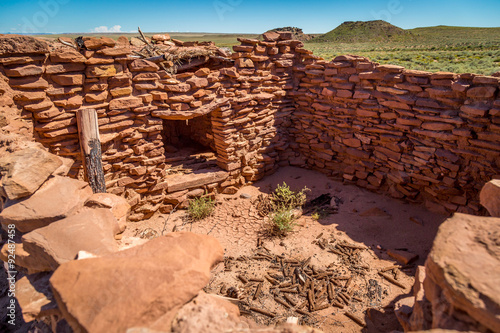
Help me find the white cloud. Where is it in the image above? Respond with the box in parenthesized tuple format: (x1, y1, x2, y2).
(91, 25, 122, 33)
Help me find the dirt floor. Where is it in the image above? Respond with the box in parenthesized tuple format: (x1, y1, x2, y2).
(121, 166, 448, 333)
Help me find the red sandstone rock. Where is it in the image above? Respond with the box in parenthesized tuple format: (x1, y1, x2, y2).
(86, 64, 123, 78)
(23, 99, 53, 112)
(85, 56, 114, 65)
(53, 95, 83, 109)
(0, 242, 50, 274)
(387, 249, 418, 265)
(466, 86, 497, 99)
(4, 64, 44, 77)
(50, 50, 86, 63)
(479, 180, 500, 217)
(0, 147, 62, 200)
(15, 273, 58, 322)
(9, 76, 49, 89)
(169, 94, 195, 103)
(109, 96, 143, 110)
(51, 73, 84, 86)
(263, 31, 280, 42)
(460, 104, 489, 117)
(50, 232, 223, 333)
(84, 193, 130, 233)
(186, 76, 209, 88)
(163, 83, 190, 93)
(0, 176, 93, 233)
(97, 47, 132, 56)
(45, 63, 85, 74)
(85, 90, 108, 103)
(152, 34, 171, 41)
(84, 37, 116, 49)
(113, 36, 128, 47)
(195, 67, 210, 76)
(236, 58, 254, 68)
(21, 208, 119, 271)
(171, 291, 243, 332)
(0, 35, 49, 55)
(425, 213, 500, 332)
(129, 59, 160, 72)
(220, 67, 239, 78)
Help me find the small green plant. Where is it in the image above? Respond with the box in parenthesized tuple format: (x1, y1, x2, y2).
(311, 212, 320, 221)
(271, 207, 296, 234)
(269, 182, 309, 236)
(187, 196, 215, 221)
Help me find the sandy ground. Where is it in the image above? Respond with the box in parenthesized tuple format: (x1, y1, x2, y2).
(122, 166, 447, 333)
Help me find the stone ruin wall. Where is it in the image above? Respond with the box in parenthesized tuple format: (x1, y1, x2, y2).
(0, 35, 499, 218)
(290, 55, 500, 215)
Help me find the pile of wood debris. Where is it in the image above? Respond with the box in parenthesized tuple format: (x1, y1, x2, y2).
(204, 235, 413, 330)
(57, 27, 232, 74)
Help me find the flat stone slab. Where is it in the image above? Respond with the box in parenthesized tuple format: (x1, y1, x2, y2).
(0, 147, 63, 200)
(165, 169, 229, 193)
(152, 98, 229, 120)
(50, 232, 223, 333)
(15, 273, 58, 322)
(480, 179, 500, 217)
(0, 176, 93, 232)
(22, 208, 119, 271)
(425, 213, 500, 332)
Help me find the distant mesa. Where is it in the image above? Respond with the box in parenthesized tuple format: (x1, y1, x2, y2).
(314, 20, 413, 43)
(264, 27, 314, 42)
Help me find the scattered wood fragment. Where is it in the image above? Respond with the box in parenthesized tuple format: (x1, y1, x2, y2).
(378, 271, 406, 289)
(312, 303, 329, 312)
(237, 275, 248, 284)
(284, 294, 297, 306)
(274, 297, 291, 309)
(253, 282, 263, 300)
(331, 300, 344, 308)
(295, 308, 309, 316)
(249, 306, 276, 318)
(344, 312, 365, 327)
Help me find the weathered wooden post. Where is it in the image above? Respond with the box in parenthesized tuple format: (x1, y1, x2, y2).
(76, 109, 106, 193)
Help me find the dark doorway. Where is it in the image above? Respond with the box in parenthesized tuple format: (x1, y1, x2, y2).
(161, 113, 217, 173)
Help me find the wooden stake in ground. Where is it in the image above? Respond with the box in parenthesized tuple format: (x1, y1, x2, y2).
(76, 109, 106, 193)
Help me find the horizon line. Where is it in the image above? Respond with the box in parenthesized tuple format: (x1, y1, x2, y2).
(2, 23, 500, 36)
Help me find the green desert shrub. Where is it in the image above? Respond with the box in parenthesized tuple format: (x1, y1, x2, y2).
(187, 196, 215, 221)
(268, 182, 308, 236)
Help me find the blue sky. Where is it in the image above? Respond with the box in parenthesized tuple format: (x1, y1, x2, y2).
(1, 0, 499, 34)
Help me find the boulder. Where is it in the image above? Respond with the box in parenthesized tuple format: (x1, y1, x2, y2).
(262, 31, 280, 42)
(50, 49, 86, 63)
(116, 36, 130, 47)
(0, 147, 62, 200)
(129, 59, 160, 72)
(171, 291, 244, 333)
(84, 193, 131, 233)
(15, 273, 59, 322)
(395, 266, 432, 331)
(424, 213, 500, 332)
(480, 180, 500, 217)
(0, 35, 49, 56)
(21, 208, 119, 271)
(50, 232, 223, 333)
(395, 296, 415, 332)
(152, 34, 171, 42)
(0, 242, 49, 274)
(0, 176, 93, 232)
(387, 249, 419, 265)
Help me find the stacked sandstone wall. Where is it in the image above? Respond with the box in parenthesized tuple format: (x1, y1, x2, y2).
(0, 34, 498, 216)
(0, 35, 302, 219)
(290, 55, 500, 215)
